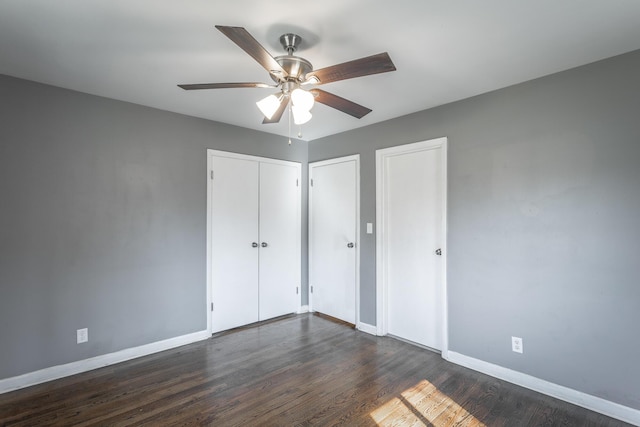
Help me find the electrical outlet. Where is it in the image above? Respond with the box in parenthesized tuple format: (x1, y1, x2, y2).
(512, 336, 523, 354)
(77, 328, 88, 344)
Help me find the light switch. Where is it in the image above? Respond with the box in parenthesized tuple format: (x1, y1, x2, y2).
(366, 223, 373, 234)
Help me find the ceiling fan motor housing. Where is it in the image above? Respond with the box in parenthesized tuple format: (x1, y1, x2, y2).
(273, 55, 312, 83)
(270, 33, 313, 85)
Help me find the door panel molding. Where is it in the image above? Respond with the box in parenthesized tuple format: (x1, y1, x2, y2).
(375, 138, 448, 355)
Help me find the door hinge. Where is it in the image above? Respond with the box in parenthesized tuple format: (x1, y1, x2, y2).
(211, 302, 214, 311)
(210, 170, 214, 180)
(310, 178, 314, 187)
(296, 286, 299, 295)
(296, 178, 299, 187)
(310, 285, 314, 293)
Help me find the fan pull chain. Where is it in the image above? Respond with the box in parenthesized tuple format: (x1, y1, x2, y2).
(288, 102, 292, 145)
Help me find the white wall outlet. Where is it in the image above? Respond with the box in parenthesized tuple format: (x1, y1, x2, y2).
(77, 328, 88, 344)
(512, 336, 523, 353)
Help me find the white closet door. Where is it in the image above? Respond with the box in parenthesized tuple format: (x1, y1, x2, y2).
(210, 156, 259, 333)
(258, 162, 300, 320)
(309, 157, 358, 324)
(380, 142, 445, 350)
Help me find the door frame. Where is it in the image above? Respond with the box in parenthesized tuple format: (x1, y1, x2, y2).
(206, 149, 302, 335)
(308, 154, 361, 327)
(375, 138, 449, 357)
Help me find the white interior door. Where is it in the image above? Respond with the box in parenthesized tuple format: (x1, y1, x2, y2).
(210, 155, 259, 333)
(258, 162, 300, 320)
(377, 138, 447, 350)
(309, 156, 358, 324)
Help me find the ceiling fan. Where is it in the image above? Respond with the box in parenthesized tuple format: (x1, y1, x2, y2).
(178, 26, 396, 126)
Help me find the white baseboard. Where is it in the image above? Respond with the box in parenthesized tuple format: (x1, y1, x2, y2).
(446, 351, 640, 426)
(357, 322, 378, 336)
(0, 330, 210, 395)
(297, 305, 309, 314)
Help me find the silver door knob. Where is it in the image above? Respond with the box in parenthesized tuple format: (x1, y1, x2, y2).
(435, 248, 442, 256)
(347, 242, 355, 248)
(252, 242, 258, 248)
(261, 242, 268, 247)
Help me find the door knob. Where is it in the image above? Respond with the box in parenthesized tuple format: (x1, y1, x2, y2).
(347, 242, 355, 248)
(435, 248, 442, 256)
(261, 242, 268, 247)
(252, 242, 258, 248)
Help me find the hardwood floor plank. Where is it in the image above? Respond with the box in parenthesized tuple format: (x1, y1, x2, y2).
(0, 314, 632, 426)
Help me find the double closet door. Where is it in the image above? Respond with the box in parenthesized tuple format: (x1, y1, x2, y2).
(208, 150, 301, 333)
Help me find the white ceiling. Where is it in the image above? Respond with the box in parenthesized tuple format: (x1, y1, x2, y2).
(1, 1, 639, 141)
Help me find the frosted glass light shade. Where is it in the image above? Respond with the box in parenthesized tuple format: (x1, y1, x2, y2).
(292, 106, 312, 125)
(291, 88, 314, 111)
(256, 93, 282, 119)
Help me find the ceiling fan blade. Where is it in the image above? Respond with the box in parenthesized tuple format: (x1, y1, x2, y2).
(178, 82, 276, 90)
(310, 89, 372, 119)
(215, 25, 287, 80)
(306, 52, 396, 85)
(262, 97, 290, 124)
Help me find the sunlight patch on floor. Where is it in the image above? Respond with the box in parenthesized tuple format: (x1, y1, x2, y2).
(370, 379, 486, 426)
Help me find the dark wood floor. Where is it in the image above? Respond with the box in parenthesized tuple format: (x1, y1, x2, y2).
(0, 314, 631, 426)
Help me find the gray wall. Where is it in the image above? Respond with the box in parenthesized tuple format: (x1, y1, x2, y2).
(0, 74, 308, 379)
(309, 49, 640, 410)
(2, 46, 639, 412)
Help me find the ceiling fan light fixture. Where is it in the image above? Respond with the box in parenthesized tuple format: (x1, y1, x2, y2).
(291, 88, 315, 111)
(256, 93, 283, 119)
(292, 105, 312, 125)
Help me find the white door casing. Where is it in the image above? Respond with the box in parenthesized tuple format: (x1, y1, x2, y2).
(207, 150, 301, 334)
(376, 138, 448, 354)
(309, 155, 360, 325)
